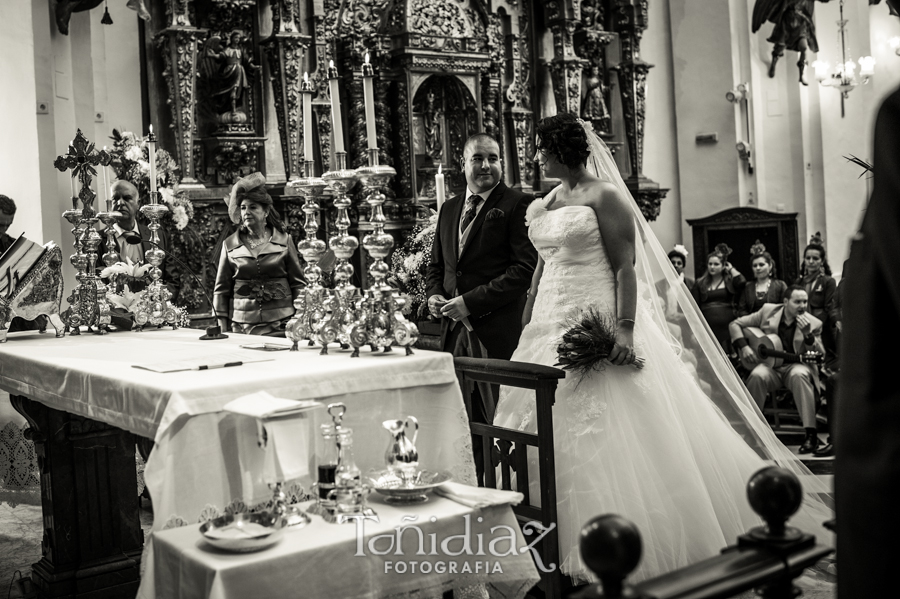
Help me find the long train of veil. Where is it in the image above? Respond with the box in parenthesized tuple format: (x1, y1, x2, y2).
(579, 120, 834, 519)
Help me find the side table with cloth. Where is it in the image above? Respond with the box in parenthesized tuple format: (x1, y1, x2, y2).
(143, 497, 540, 599)
(0, 329, 476, 597)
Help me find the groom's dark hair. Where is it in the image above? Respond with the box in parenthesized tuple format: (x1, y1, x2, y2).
(536, 113, 590, 169)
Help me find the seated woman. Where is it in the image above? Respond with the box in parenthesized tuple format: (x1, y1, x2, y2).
(736, 241, 787, 316)
(795, 236, 839, 363)
(213, 172, 305, 336)
(694, 246, 745, 355)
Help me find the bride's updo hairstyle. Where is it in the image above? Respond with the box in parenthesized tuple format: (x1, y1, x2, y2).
(536, 113, 591, 169)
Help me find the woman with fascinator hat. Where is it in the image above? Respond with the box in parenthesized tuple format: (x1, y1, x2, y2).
(494, 113, 832, 584)
(213, 172, 305, 336)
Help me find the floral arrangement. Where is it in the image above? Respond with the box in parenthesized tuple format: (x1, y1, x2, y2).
(108, 129, 194, 230)
(388, 213, 437, 321)
(555, 307, 645, 378)
(100, 258, 152, 293)
(106, 284, 191, 329)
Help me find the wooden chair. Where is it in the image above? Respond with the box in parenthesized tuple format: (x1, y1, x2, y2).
(453, 357, 566, 599)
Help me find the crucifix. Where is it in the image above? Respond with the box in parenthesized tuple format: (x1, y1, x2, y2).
(53, 129, 113, 336)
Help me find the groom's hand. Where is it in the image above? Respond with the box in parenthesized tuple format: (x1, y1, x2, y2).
(440, 296, 471, 322)
(428, 294, 448, 319)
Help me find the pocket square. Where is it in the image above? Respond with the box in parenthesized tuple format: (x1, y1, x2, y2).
(485, 208, 505, 220)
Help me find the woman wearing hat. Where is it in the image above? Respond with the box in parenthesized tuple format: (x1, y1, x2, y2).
(213, 172, 305, 335)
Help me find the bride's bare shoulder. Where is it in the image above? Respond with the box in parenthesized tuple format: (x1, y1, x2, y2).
(584, 180, 627, 209)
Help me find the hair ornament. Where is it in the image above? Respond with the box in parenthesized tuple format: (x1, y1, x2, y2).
(714, 243, 733, 259)
(750, 240, 766, 257)
(809, 231, 824, 245)
(673, 244, 688, 257)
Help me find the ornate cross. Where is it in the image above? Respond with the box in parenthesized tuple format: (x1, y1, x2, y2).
(53, 129, 111, 218)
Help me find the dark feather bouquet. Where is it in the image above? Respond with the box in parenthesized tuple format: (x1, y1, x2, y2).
(554, 307, 645, 377)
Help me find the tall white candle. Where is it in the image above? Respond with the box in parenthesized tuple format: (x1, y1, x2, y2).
(435, 164, 445, 211)
(327, 60, 345, 157)
(102, 146, 111, 211)
(301, 72, 314, 163)
(70, 173, 76, 199)
(148, 125, 158, 199)
(362, 53, 377, 150)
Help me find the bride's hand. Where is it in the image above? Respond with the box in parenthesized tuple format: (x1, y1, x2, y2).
(609, 327, 635, 366)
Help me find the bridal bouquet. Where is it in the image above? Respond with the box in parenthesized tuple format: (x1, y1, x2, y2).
(555, 307, 645, 376)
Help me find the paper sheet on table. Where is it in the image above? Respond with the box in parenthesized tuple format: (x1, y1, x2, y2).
(133, 353, 274, 373)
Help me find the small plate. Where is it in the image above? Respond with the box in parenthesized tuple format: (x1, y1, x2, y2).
(368, 469, 452, 504)
(200, 511, 287, 553)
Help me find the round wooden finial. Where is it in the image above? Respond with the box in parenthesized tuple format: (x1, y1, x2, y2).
(746, 466, 803, 538)
(580, 514, 642, 598)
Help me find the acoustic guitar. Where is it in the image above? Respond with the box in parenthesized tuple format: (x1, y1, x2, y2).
(742, 326, 824, 368)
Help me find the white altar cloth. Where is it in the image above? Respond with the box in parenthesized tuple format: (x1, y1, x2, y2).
(0, 329, 476, 529)
(141, 497, 540, 599)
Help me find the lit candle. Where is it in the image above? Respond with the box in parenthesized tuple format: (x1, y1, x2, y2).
(362, 53, 377, 151)
(148, 125, 157, 200)
(435, 164, 445, 210)
(70, 172, 76, 199)
(301, 72, 314, 165)
(859, 56, 876, 78)
(327, 60, 345, 157)
(102, 146, 111, 211)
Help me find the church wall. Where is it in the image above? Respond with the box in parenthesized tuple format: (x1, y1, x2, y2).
(0, 0, 42, 243)
(643, 0, 684, 260)
(668, 0, 743, 260)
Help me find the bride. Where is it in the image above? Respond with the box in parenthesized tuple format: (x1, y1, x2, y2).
(493, 113, 832, 583)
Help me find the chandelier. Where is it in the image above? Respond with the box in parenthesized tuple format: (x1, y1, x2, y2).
(811, 0, 874, 114)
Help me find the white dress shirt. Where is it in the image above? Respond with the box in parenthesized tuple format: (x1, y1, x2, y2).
(114, 223, 145, 264)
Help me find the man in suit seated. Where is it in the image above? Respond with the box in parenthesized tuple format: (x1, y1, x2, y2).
(107, 180, 169, 291)
(728, 284, 825, 453)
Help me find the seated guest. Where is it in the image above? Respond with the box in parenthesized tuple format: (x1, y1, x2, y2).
(213, 172, 305, 336)
(695, 245, 746, 354)
(667, 244, 697, 297)
(795, 235, 839, 363)
(109, 180, 169, 287)
(0, 194, 14, 255)
(737, 241, 787, 316)
(0, 195, 46, 333)
(729, 285, 825, 453)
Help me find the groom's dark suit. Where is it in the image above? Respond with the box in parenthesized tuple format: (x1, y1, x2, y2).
(426, 181, 538, 363)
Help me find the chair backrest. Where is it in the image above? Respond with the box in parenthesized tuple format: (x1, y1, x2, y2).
(454, 356, 565, 598)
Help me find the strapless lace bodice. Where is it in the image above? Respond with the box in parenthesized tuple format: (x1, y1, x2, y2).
(527, 199, 617, 324)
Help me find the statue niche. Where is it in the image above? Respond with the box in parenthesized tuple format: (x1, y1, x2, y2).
(199, 29, 261, 132)
(412, 75, 478, 203)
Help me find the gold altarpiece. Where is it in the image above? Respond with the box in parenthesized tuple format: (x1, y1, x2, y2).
(142, 0, 667, 318)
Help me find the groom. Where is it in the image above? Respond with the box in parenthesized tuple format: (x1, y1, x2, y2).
(426, 133, 538, 426)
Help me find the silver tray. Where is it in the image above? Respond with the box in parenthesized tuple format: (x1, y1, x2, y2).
(368, 469, 452, 504)
(200, 511, 287, 553)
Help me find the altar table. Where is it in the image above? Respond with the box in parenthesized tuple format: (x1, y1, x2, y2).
(141, 497, 540, 599)
(0, 328, 477, 598)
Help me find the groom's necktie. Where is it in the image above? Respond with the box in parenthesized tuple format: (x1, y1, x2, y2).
(461, 195, 483, 233)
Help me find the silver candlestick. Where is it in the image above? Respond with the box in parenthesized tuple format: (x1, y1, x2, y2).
(320, 152, 360, 355)
(353, 149, 419, 356)
(132, 197, 177, 329)
(286, 160, 332, 350)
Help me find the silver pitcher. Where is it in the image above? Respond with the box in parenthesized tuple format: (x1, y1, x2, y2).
(383, 416, 419, 479)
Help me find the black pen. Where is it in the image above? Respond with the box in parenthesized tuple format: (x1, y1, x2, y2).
(193, 361, 243, 371)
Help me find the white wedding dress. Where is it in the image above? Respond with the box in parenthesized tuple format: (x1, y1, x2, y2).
(494, 192, 830, 584)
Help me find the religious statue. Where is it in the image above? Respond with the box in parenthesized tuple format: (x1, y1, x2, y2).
(752, 0, 830, 85)
(200, 30, 261, 124)
(582, 66, 610, 133)
(422, 90, 443, 163)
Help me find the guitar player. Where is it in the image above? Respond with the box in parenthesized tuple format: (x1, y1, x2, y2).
(729, 284, 826, 454)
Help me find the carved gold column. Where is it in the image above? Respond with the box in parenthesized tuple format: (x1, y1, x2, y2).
(545, 1, 586, 116)
(611, 0, 668, 221)
(157, 16, 206, 187)
(262, 27, 310, 181)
